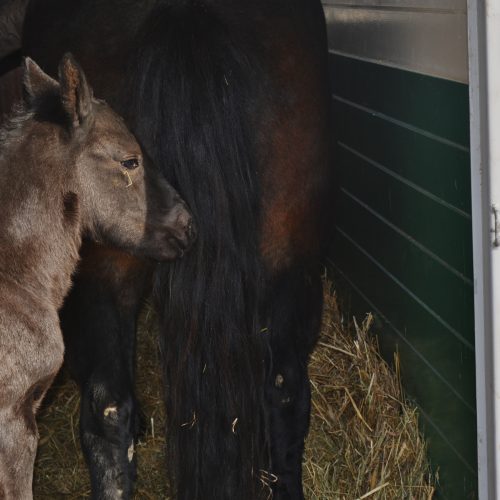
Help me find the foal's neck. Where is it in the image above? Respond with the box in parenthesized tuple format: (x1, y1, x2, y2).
(0, 116, 83, 310)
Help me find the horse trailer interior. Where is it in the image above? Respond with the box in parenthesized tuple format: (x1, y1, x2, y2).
(2, 0, 500, 498)
(322, 1, 500, 498)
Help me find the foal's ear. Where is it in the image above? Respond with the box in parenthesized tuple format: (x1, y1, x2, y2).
(58, 53, 94, 130)
(22, 57, 58, 102)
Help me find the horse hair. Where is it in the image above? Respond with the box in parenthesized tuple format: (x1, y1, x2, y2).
(128, 3, 268, 499)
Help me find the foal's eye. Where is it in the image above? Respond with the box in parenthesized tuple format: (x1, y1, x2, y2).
(120, 158, 140, 170)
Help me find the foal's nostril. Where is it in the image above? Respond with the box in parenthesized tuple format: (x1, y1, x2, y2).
(176, 209, 196, 243)
(163, 206, 196, 258)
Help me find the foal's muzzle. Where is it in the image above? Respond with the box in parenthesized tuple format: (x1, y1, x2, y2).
(164, 203, 197, 258)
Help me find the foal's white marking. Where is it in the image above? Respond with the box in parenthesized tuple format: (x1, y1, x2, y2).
(104, 406, 118, 417)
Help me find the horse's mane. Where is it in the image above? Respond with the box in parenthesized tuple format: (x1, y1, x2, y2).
(128, 3, 268, 499)
(0, 102, 32, 150)
(0, 88, 66, 153)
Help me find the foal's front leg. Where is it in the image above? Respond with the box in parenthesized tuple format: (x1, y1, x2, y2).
(60, 243, 153, 500)
(0, 312, 64, 499)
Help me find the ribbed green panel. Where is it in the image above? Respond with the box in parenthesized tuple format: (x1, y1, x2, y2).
(330, 54, 470, 146)
(328, 53, 477, 499)
(335, 102, 472, 216)
(337, 193, 475, 354)
(338, 145, 473, 286)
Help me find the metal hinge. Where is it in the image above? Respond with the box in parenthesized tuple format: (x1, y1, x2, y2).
(493, 204, 500, 247)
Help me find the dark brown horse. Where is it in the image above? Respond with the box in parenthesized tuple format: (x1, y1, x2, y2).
(0, 54, 194, 499)
(1, 1, 332, 498)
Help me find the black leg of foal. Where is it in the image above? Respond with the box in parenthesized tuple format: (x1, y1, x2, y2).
(60, 246, 152, 500)
(264, 268, 323, 500)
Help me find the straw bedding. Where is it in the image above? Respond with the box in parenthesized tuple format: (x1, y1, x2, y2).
(33, 281, 435, 499)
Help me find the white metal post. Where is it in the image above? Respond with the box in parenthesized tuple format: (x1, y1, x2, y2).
(468, 1, 500, 498)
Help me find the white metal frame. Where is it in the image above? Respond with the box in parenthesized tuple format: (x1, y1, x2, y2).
(468, 1, 500, 498)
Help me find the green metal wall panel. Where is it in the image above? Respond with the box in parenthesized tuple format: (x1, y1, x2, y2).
(338, 145, 473, 282)
(330, 54, 470, 145)
(336, 101, 472, 219)
(328, 53, 477, 499)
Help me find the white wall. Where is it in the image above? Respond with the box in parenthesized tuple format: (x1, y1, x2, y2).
(322, 0, 468, 82)
(468, 1, 500, 498)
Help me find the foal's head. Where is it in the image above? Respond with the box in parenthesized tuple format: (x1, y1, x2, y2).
(23, 54, 196, 260)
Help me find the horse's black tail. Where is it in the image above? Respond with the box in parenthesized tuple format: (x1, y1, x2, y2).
(128, 4, 267, 499)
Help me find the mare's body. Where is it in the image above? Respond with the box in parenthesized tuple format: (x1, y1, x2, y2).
(10, 1, 333, 498)
(0, 55, 194, 499)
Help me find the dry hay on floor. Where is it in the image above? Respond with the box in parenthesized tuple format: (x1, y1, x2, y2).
(33, 282, 434, 499)
(303, 283, 435, 499)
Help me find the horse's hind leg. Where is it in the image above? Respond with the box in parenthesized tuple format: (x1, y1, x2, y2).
(60, 243, 152, 500)
(263, 267, 323, 500)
